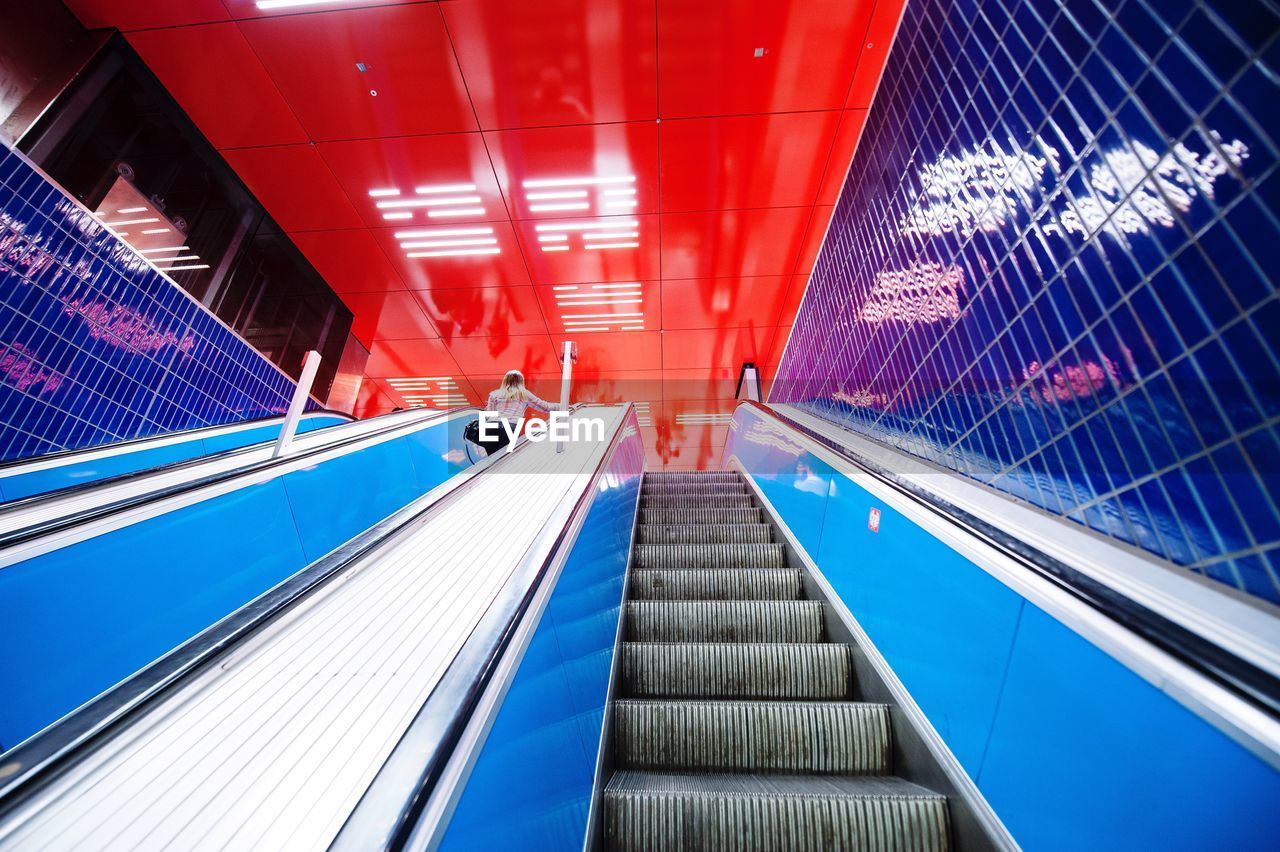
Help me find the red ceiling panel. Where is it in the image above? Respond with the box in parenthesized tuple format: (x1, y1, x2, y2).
(353, 377, 397, 419)
(552, 330, 662, 373)
(662, 326, 772, 371)
(412, 286, 550, 343)
(441, 0, 658, 129)
(116, 0, 906, 467)
(127, 24, 307, 149)
(513, 214, 660, 286)
(534, 283, 660, 335)
(847, 0, 906, 109)
(317, 134, 506, 229)
(794, 206, 834, 275)
(484, 122, 659, 220)
(288, 229, 405, 293)
(660, 276, 789, 331)
(65, 0, 229, 30)
(657, 0, 876, 118)
(447, 334, 561, 376)
(220, 145, 365, 231)
(237, 4, 476, 141)
(341, 290, 439, 347)
(659, 112, 842, 212)
(817, 110, 869, 205)
(371, 221, 531, 290)
(661, 207, 810, 280)
(365, 336, 463, 378)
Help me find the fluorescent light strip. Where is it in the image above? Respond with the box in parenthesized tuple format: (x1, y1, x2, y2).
(427, 208, 486, 218)
(117, 207, 148, 214)
(529, 203, 590, 212)
(551, 298, 641, 306)
(538, 235, 569, 243)
(584, 242, 640, 250)
(560, 312, 643, 319)
(535, 220, 638, 232)
(382, 212, 414, 221)
(582, 231, 639, 240)
(395, 228, 493, 239)
(406, 248, 501, 258)
(377, 196, 482, 209)
(541, 245, 570, 252)
(256, 0, 378, 9)
(368, 188, 401, 198)
(526, 190, 588, 200)
(415, 183, 477, 194)
(567, 327, 611, 332)
(557, 289, 640, 297)
(105, 217, 160, 227)
(141, 228, 171, 235)
(591, 283, 642, 289)
(139, 246, 191, 254)
(523, 175, 636, 188)
(399, 238, 497, 249)
(552, 285, 579, 291)
(163, 264, 211, 271)
(389, 376, 453, 383)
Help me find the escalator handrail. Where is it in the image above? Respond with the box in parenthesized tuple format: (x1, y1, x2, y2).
(331, 403, 638, 851)
(0, 408, 530, 812)
(0, 406, 476, 554)
(0, 408, 353, 474)
(737, 400, 1280, 721)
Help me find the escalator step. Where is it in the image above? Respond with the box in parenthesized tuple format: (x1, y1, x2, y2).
(626, 601, 823, 643)
(630, 569, 803, 601)
(641, 508, 763, 525)
(642, 482, 751, 496)
(645, 472, 741, 483)
(641, 494, 756, 509)
(615, 700, 891, 774)
(604, 771, 949, 852)
(635, 543, 786, 570)
(622, 642, 851, 699)
(637, 524, 772, 544)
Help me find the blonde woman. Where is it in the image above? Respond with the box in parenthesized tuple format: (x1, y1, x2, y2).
(475, 370, 561, 456)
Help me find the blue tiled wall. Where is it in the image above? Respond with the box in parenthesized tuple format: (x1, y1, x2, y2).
(772, 0, 1280, 603)
(0, 143, 306, 463)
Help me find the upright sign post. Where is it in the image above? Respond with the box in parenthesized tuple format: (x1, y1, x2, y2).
(272, 350, 322, 459)
(557, 340, 575, 453)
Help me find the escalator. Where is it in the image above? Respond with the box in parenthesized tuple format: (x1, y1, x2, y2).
(602, 470, 951, 851)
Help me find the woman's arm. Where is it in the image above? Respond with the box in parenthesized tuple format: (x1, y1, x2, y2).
(523, 391, 562, 413)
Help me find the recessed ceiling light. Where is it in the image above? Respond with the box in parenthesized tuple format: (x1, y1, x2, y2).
(534, 220, 639, 232)
(582, 231, 640, 240)
(368, 188, 401, 197)
(395, 227, 493, 239)
(139, 246, 191, 254)
(529, 202, 591, 212)
(541, 245, 570, 252)
(117, 207, 148, 214)
(141, 228, 171, 235)
(399, 237, 497, 249)
(382, 212, 413, 220)
(527, 190, 589, 200)
(415, 183, 478, 195)
(538, 235, 569, 243)
(376, 196, 483, 209)
(522, 175, 636, 188)
(162, 263, 211, 271)
(584, 242, 640, 250)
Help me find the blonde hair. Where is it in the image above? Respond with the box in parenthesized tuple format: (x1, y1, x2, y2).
(497, 370, 528, 400)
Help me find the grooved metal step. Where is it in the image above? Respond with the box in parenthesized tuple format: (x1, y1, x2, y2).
(622, 643, 851, 699)
(630, 569, 803, 601)
(634, 543, 786, 570)
(641, 482, 751, 497)
(604, 771, 949, 852)
(645, 472, 741, 483)
(641, 508, 763, 525)
(616, 700, 891, 774)
(626, 601, 824, 643)
(641, 494, 756, 509)
(637, 524, 772, 544)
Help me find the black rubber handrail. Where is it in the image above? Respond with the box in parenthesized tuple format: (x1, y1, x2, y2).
(0, 407, 473, 553)
(0, 410, 528, 814)
(0, 408, 352, 473)
(743, 400, 1280, 719)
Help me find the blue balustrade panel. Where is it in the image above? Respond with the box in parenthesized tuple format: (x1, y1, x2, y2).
(0, 143, 314, 464)
(0, 412, 348, 503)
(726, 404, 1280, 851)
(770, 0, 1280, 603)
(0, 413, 473, 750)
(437, 423, 644, 852)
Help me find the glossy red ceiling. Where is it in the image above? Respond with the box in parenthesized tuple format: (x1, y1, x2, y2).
(65, 0, 904, 468)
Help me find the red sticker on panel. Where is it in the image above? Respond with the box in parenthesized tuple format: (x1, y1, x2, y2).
(868, 507, 881, 532)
